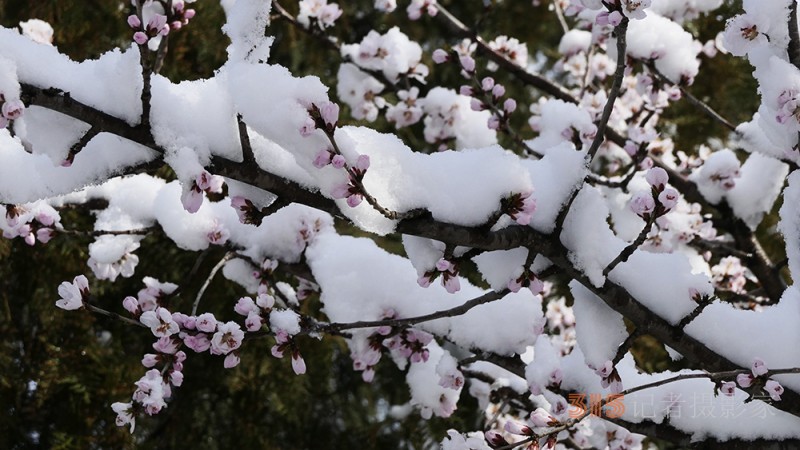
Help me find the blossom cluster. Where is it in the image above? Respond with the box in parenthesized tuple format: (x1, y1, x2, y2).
(128, 0, 196, 51)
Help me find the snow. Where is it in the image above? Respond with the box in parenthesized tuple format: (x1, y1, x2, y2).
(780, 171, 800, 283)
(0, 27, 143, 124)
(561, 350, 800, 441)
(609, 250, 713, 325)
(0, 130, 156, 203)
(571, 281, 628, 369)
(617, 13, 701, 83)
(727, 153, 788, 229)
(686, 287, 800, 393)
(307, 232, 542, 355)
(560, 185, 626, 287)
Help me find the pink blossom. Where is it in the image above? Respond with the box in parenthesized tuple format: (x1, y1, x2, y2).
(291, 352, 307, 375)
(751, 357, 768, 377)
(210, 321, 244, 355)
(469, 98, 483, 112)
(658, 188, 679, 211)
(645, 167, 669, 189)
(112, 402, 136, 433)
(331, 154, 346, 169)
(122, 296, 139, 314)
(443, 275, 460, 294)
(56, 275, 89, 310)
(503, 98, 517, 114)
(736, 373, 754, 388)
(319, 101, 340, 128)
(484, 430, 508, 448)
(245, 312, 263, 331)
(503, 420, 532, 436)
(720, 381, 736, 396)
(435, 258, 453, 272)
(142, 353, 160, 368)
(224, 352, 241, 368)
(140, 307, 180, 337)
(299, 116, 316, 136)
(355, 154, 370, 171)
(312, 149, 333, 168)
(432, 48, 449, 64)
(529, 407, 559, 427)
(170, 370, 184, 386)
(183, 334, 211, 353)
(181, 186, 203, 213)
(331, 182, 351, 199)
(459, 55, 475, 72)
(153, 336, 180, 354)
(346, 194, 363, 208)
(362, 367, 375, 382)
(2, 99, 25, 120)
(764, 380, 784, 401)
(196, 171, 224, 193)
(36, 228, 55, 244)
(481, 77, 495, 91)
(492, 84, 506, 98)
(459, 85, 473, 96)
(133, 31, 149, 45)
(487, 115, 501, 130)
(127, 14, 141, 28)
(195, 313, 218, 333)
(417, 274, 432, 287)
(234, 296, 257, 316)
(630, 191, 655, 217)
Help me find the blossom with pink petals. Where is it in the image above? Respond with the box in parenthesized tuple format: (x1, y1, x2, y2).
(56, 275, 89, 310)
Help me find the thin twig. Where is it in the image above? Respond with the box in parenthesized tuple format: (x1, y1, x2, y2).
(191, 252, 235, 315)
(603, 216, 652, 277)
(86, 303, 146, 328)
(587, 18, 629, 160)
(317, 289, 509, 334)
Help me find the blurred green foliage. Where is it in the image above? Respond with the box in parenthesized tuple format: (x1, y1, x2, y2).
(0, 0, 762, 448)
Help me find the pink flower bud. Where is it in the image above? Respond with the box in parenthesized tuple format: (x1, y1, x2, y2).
(658, 188, 679, 211)
(503, 420, 532, 436)
(170, 370, 184, 386)
(355, 154, 370, 171)
(141, 354, 159, 368)
(492, 84, 506, 98)
(291, 352, 306, 375)
(184, 9, 196, 19)
(470, 98, 484, 111)
(432, 48, 449, 64)
(630, 191, 655, 217)
(764, 380, 784, 401)
(224, 352, 241, 368)
(645, 167, 669, 189)
(312, 149, 332, 168)
(122, 296, 139, 314)
(503, 98, 517, 114)
(435, 258, 453, 272)
(736, 373, 754, 388)
(127, 14, 141, 28)
(443, 275, 460, 294)
(752, 357, 768, 377)
(331, 154, 346, 169)
(2, 99, 25, 120)
(133, 31, 149, 45)
(417, 274, 432, 288)
(720, 381, 736, 396)
(346, 194, 363, 208)
(459, 55, 475, 72)
(319, 101, 340, 128)
(481, 77, 495, 91)
(459, 85, 473, 96)
(529, 407, 559, 427)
